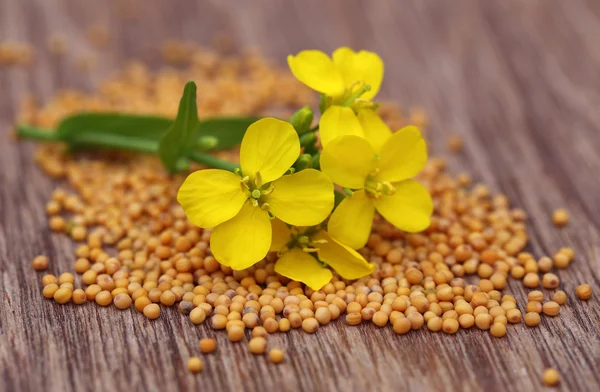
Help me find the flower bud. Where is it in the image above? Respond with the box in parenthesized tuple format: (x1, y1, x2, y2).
(293, 154, 312, 171)
(289, 106, 313, 134)
(197, 135, 218, 151)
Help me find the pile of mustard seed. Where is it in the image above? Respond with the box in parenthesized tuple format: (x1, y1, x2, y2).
(19, 42, 592, 379)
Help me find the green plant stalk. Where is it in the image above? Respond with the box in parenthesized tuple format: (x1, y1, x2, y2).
(17, 124, 239, 172)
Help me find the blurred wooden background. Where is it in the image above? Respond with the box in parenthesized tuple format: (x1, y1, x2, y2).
(1, 0, 600, 391)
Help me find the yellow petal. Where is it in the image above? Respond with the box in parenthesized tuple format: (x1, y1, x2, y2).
(266, 169, 334, 226)
(376, 125, 427, 183)
(274, 248, 333, 291)
(210, 202, 271, 270)
(239, 118, 300, 184)
(177, 169, 247, 228)
(287, 50, 345, 97)
(332, 47, 384, 100)
(373, 179, 433, 233)
(357, 109, 392, 154)
(319, 105, 364, 148)
(270, 218, 291, 252)
(314, 230, 376, 280)
(327, 190, 374, 249)
(320, 135, 374, 189)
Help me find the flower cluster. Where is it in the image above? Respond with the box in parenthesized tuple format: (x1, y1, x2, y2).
(178, 47, 433, 290)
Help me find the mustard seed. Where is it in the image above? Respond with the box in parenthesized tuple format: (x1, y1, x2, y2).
(228, 324, 244, 342)
(552, 209, 569, 227)
(95, 290, 112, 306)
(576, 284, 592, 300)
(72, 289, 87, 305)
(490, 322, 507, 337)
(543, 368, 560, 386)
(135, 296, 151, 312)
(526, 301, 542, 314)
(373, 311, 389, 327)
(542, 301, 560, 316)
(527, 290, 544, 303)
(252, 326, 268, 338)
(212, 314, 227, 329)
(442, 318, 459, 334)
(58, 272, 74, 285)
(85, 284, 102, 301)
(392, 318, 411, 335)
(346, 312, 362, 326)
(542, 273, 560, 289)
(41, 274, 57, 287)
(506, 309, 522, 323)
(43, 283, 59, 299)
(553, 253, 570, 269)
(302, 317, 319, 333)
(114, 293, 132, 309)
(74, 258, 91, 274)
(458, 314, 475, 329)
(143, 303, 160, 319)
(187, 357, 203, 373)
(190, 307, 206, 325)
(475, 314, 493, 330)
(32, 255, 49, 271)
(53, 287, 72, 304)
(315, 307, 331, 325)
(552, 290, 567, 305)
(524, 312, 541, 327)
(199, 338, 216, 354)
(248, 337, 267, 354)
(523, 273, 540, 288)
(269, 349, 285, 364)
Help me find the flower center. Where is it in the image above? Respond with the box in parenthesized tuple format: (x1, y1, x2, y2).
(285, 227, 327, 254)
(364, 168, 396, 199)
(239, 170, 274, 210)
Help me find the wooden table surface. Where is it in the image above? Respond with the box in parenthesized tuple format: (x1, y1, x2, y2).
(1, 1, 600, 391)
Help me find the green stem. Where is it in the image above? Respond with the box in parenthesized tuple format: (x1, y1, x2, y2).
(189, 151, 239, 172)
(71, 133, 159, 153)
(17, 125, 61, 141)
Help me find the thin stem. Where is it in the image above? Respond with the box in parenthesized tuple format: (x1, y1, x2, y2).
(71, 133, 159, 153)
(189, 151, 239, 172)
(17, 125, 61, 141)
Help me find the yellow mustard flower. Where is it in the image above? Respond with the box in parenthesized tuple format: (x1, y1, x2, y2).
(270, 219, 376, 290)
(320, 119, 433, 250)
(287, 47, 383, 103)
(287, 47, 384, 149)
(178, 118, 334, 270)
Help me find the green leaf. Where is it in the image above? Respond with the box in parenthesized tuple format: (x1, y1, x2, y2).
(158, 81, 200, 173)
(56, 113, 173, 153)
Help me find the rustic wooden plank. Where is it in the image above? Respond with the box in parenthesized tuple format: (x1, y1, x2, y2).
(1, 0, 599, 391)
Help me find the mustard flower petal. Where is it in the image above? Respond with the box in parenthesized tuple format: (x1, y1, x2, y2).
(319, 105, 364, 149)
(320, 135, 375, 189)
(373, 179, 433, 233)
(177, 169, 247, 228)
(210, 202, 272, 270)
(270, 219, 292, 252)
(239, 118, 300, 184)
(287, 50, 345, 97)
(332, 47, 384, 101)
(274, 248, 333, 291)
(314, 230, 376, 280)
(266, 169, 334, 226)
(375, 125, 427, 183)
(327, 190, 375, 250)
(357, 109, 392, 154)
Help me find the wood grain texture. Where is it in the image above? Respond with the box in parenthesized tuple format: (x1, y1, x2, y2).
(1, 0, 600, 391)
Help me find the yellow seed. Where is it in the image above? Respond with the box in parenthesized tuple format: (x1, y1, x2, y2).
(527, 290, 544, 303)
(553, 253, 570, 269)
(542, 301, 560, 316)
(490, 322, 506, 337)
(458, 314, 475, 329)
(53, 287, 72, 304)
(302, 317, 319, 333)
(552, 209, 569, 227)
(523, 273, 540, 288)
(427, 316, 442, 332)
(114, 293, 132, 309)
(43, 283, 59, 299)
(392, 318, 412, 335)
(199, 338, 216, 354)
(372, 311, 389, 327)
(95, 290, 112, 306)
(248, 337, 267, 354)
(506, 309, 522, 323)
(72, 289, 87, 305)
(475, 314, 493, 330)
(576, 284, 592, 300)
(143, 303, 161, 319)
(32, 255, 49, 271)
(190, 307, 206, 325)
(74, 258, 91, 274)
(269, 349, 285, 364)
(134, 296, 151, 312)
(552, 290, 567, 305)
(58, 272, 74, 285)
(228, 325, 245, 342)
(542, 273, 560, 289)
(187, 357, 203, 373)
(543, 368, 560, 386)
(526, 301, 542, 314)
(442, 318, 459, 334)
(314, 307, 331, 325)
(524, 312, 541, 327)
(41, 274, 57, 286)
(346, 312, 362, 326)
